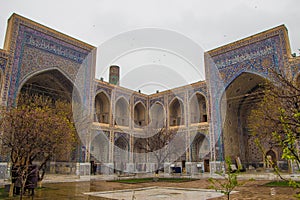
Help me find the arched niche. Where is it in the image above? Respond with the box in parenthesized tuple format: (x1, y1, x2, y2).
(266, 149, 277, 168)
(169, 98, 184, 126)
(150, 102, 165, 129)
(191, 133, 210, 162)
(134, 102, 146, 128)
(133, 138, 147, 168)
(220, 72, 265, 166)
(90, 132, 109, 162)
(18, 69, 79, 162)
(19, 69, 74, 103)
(189, 93, 207, 123)
(114, 135, 129, 171)
(94, 92, 110, 124)
(115, 97, 129, 126)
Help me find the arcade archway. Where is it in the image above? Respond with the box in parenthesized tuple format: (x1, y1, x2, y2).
(94, 92, 110, 124)
(169, 98, 184, 126)
(115, 97, 129, 126)
(221, 72, 265, 166)
(191, 133, 210, 162)
(90, 132, 109, 163)
(134, 102, 146, 128)
(189, 93, 207, 124)
(114, 135, 129, 171)
(150, 102, 165, 129)
(18, 69, 79, 162)
(20, 69, 74, 102)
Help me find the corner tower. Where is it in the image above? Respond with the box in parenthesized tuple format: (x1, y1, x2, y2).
(109, 65, 120, 85)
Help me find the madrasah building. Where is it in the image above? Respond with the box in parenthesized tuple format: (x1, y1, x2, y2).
(0, 13, 299, 176)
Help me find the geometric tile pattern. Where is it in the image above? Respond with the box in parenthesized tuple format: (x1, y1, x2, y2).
(205, 25, 291, 162)
(4, 14, 94, 106)
(1, 14, 299, 170)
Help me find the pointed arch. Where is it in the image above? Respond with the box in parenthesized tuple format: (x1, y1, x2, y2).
(150, 102, 166, 129)
(94, 91, 110, 123)
(133, 137, 147, 169)
(90, 132, 109, 162)
(223, 70, 269, 90)
(189, 92, 207, 123)
(220, 72, 266, 166)
(266, 149, 277, 168)
(16, 68, 81, 163)
(191, 133, 210, 162)
(134, 101, 146, 128)
(18, 68, 76, 103)
(115, 97, 129, 126)
(114, 135, 130, 171)
(169, 97, 184, 126)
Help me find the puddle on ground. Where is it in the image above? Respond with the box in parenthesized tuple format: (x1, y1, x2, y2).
(85, 187, 225, 200)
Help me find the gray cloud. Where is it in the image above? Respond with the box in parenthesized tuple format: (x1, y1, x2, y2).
(1, 0, 299, 93)
(1, 0, 299, 52)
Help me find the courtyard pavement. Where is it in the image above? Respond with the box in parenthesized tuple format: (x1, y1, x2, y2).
(1, 170, 299, 185)
(42, 171, 300, 183)
(1, 172, 300, 199)
(84, 186, 229, 200)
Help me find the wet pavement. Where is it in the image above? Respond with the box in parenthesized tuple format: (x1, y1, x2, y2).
(1, 173, 299, 199)
(85, 186, 227, 200)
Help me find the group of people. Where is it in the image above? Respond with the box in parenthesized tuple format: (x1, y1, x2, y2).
(12, 164, 39, 196)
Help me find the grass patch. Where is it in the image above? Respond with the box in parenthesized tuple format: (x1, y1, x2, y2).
(265, 181, 300, 187)
(0, 186, 54, 199)
(110, 177, 198, 184)
(0, 187, 8, 199)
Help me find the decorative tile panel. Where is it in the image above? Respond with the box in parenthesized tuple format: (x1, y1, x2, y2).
(5, 15, 95, 106)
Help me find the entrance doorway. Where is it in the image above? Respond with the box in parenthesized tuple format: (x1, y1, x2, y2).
(204, 159, 210, 172)
(266, 150, 277, 168)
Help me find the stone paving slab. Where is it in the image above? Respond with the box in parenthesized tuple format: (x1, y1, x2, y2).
(1, 171, 300, 187)
(85, 186, 234, 200)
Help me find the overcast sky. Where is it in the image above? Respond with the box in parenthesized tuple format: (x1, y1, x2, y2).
(1, 0, 300, 94)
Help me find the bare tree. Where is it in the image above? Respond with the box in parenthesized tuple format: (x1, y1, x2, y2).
(134, 127, 184, 172)
(0, 93, 77, 199)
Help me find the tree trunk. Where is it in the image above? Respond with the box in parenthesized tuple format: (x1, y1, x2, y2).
(38, 180, 42, 188)
(9, 182, 14, 197)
